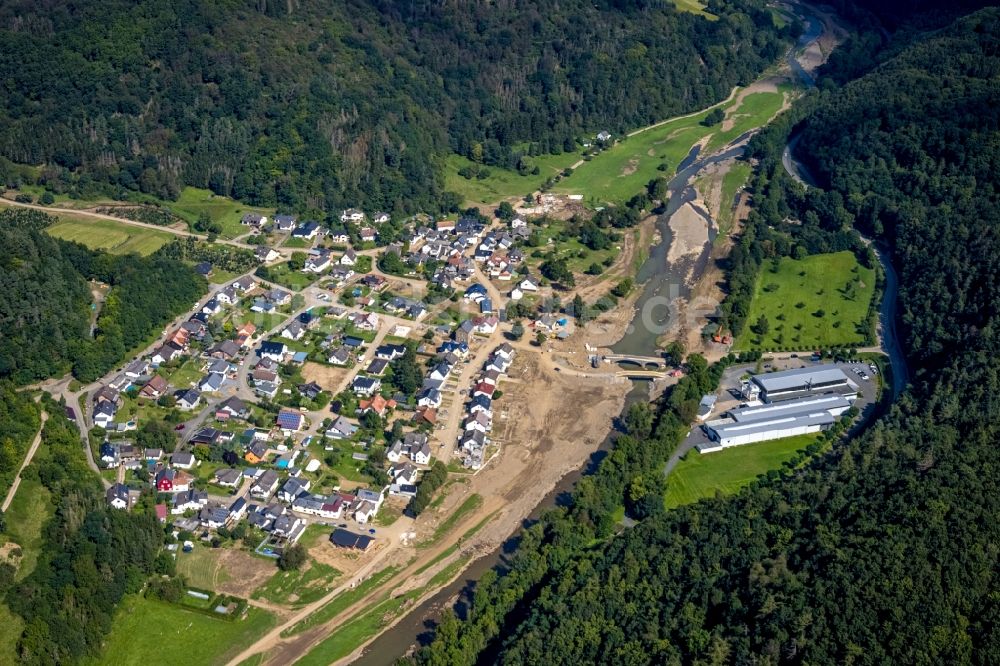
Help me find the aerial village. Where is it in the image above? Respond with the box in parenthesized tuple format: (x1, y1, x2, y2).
(89, 206, 542, 557)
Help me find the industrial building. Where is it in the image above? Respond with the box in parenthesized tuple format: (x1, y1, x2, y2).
(700, 366, 860, 453)
(740, 365, 858, 403)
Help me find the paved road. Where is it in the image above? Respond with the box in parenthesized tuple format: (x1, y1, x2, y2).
(1, 410, 48, 512)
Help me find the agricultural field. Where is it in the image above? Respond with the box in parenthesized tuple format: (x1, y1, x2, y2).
(444, 152, 579, 206)
(665, 434, 818, 508)
(46, 218, 174, 256)
(553, 88, 785, 204)
(735, 251, 876, 350)
(166, 187, 273, 240)
(86, 596, 275, 666)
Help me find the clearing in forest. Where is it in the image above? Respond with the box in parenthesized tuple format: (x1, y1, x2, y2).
(735, 251, 876, 351)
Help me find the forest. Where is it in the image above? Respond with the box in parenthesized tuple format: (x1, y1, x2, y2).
(2, 399, 164, 663)
(412, 6, 1000, 665)
(0, 209, 206, 384)
(0, 0, 789, 215)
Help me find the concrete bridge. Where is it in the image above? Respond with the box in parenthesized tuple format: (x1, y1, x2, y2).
(616, 370, 668, 379)
(604, 353, 669, 369)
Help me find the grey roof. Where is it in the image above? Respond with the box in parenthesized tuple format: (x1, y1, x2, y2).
(728, 395, 851, 424)
(708, 410, 837, 440)
(752, 366, 853, 394)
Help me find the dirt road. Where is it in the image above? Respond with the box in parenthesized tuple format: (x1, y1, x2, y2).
(0, 409, 48, 513)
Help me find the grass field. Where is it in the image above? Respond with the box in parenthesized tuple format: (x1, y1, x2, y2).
(526, 218, 620, 273)
(167, 187, 272, 239)
(735, 251, 876, 350)
(0, 476, 51, 581)
(665, 434, 818, 508)
(672, 0, 718, 20)
(444, 152, 579, 206)
(166, 358, 204, 389)
(0, 467, 41, 658)
(0, 603, 23, 663)
(282, 565, 402, 637)
(252, 560, 341, 607)
(46, 218, 173, 255)
(717, 160, 753, 236)
(552, 89, 785, 204)
(175, 547, 234, 591)
(295, 591, 420, 666)
(420, 494, 483, 546)
(263, 262, 317, 291)
(87, 596, 275, 666)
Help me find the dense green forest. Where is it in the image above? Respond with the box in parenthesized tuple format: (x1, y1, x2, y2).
(0, 209, 206, 384)
(0, 0, 789, 214)
(413, 7, 1000, 665)
(2, 400, 163, 663)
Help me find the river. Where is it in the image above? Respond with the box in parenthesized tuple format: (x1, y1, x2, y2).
(351, 5, 830, 664)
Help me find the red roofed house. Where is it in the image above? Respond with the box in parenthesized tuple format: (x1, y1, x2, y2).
(358, 394, 397, 417)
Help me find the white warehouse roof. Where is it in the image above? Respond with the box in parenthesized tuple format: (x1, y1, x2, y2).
(729, 394, 851, 424)
(752, 366, 852, 394)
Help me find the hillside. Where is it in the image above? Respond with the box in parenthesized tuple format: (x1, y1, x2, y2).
(414, 7, 1000, 665)
(0, 208, 205, 384)
(0, 0, 789, 214)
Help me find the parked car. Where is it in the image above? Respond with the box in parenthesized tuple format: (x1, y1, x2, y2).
(174, 424, 186, 431)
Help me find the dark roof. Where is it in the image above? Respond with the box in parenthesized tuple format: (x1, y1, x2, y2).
(329, 528, 374, 550)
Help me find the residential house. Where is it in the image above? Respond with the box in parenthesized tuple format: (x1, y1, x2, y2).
(155, 468, 192, 493)
(106, 483, 130, 510)
(213, 468, 243, 488)
(279, 477, 311, 503)
(245, 441, 269, 465)
(93, 401, 117, 429)
(273, 214, 297, 232)
(241, 213, 267, 227)
(341, 208, 365, 223)
(209, 340, 241, 360)
(292, 221, 321, 240)
(358, 394, 396, 417)
(233, 275, 258, 292)
(268, 288, 292, 305)
(171, 489, 208, 514)
(276, 409, 304, 432)
(259, 341, 288, 362)
(519, 278, 539, 292)
(198, 373, 225, 393)
(349, 312, 379, 331)
(365, 358, 389, 376)
(417, 387, 442, 408)
(139, 375, 168, 399)
(172, 451, 196, 469)
(304, 251, 332, 273)
(359, 227, 377, 243)
(251, 470, 280, 499)
(175, 388, 202, 411)
(151, 342, 183, 366)
(124, 359, 150, 379)
(375, 343, 406, 361)
(327, 346, 351, 366)
(373, 212, 390, 224)
(351, 376, 381, 397)
(339, 249, 358, 266)
(281, 321, 305, 341)
(255, 246, 281, 263)
(298, 382, 323, 400)
(325, 416, 359, 440)
(216, 396, 250, 421)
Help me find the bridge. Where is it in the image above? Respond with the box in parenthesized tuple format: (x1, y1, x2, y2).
(616, 370, 669, 379)
(603, 353, 669, 369)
